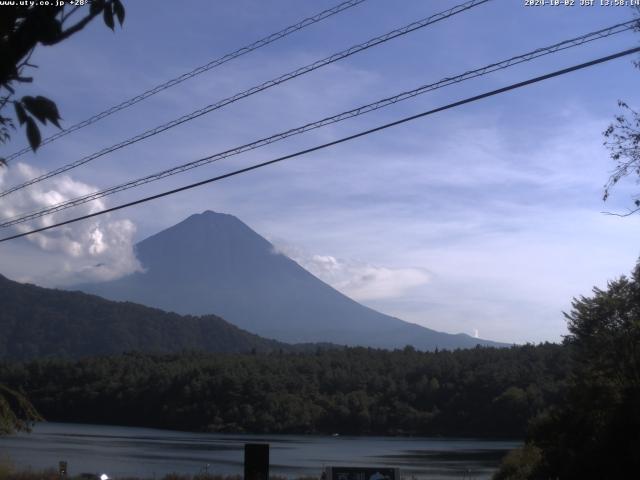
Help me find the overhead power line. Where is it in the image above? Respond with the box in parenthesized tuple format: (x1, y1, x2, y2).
(0, 0, 491, 198)
(1, 21, 635, 229)
(2, 0, 369, 164)
(2, 46, 638, 244)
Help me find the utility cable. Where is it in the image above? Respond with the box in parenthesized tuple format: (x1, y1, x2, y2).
(2, 0, 369, 163)
(0, 0, 491, 198)
(1, 21, 635, 228)
(2, 46, 638, 243)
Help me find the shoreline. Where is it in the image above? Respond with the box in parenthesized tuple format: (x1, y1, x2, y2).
(17, 420, 524, 442)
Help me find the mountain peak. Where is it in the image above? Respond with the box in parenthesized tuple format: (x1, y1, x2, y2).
(77, 212, 506, 350)
(182, 210, 240, 225)
(175, 210, 261, 236)
(132, 210, 274, 281)
(200, 210, 232, 219)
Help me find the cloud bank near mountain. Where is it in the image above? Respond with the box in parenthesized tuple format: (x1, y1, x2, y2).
(0, 163, 140, 285)
(273, 242, 429, 301)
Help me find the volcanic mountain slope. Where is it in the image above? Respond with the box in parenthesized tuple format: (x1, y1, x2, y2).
(0, 273, 288, 360)
(77, 211, 506, 350)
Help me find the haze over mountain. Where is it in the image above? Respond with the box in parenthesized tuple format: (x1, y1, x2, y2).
(77, 211, 506, 350)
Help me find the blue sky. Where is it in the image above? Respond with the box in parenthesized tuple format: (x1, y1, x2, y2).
(1, 0, 640, 343)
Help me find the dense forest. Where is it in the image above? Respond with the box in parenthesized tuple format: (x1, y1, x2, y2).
(0, 343, 567, 438)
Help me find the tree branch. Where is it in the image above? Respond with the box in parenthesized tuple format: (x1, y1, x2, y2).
(56, 8, 103, 43)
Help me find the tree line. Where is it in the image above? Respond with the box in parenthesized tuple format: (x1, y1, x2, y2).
(0, 343, 568, 438)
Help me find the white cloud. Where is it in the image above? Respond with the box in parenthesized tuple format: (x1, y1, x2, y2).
(272, 241, 429, 301)
(0, 162, 141, 285)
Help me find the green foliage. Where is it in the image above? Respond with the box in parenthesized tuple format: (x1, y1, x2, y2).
(0, 384, 41, 435)
(0, 457, 15, 480)
(0, 1, 125, 157)
(492, 445, 542, 480)
(0, 343, 568, 437)
(495, 262, 640, 479)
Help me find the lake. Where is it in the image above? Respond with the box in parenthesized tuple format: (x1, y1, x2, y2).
(0, 423, 520, 480)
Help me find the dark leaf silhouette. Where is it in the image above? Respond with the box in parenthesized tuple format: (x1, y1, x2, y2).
(38, 17, 63, 45)
(90, 0, 106, 15)
(1, 2, 126, 152)
(22, 96, 61, 128)
(25, 117, 41, 151)
(13, 102, 27, 125)
(114, 0, 125, 26)
(103, 2, 115, 31)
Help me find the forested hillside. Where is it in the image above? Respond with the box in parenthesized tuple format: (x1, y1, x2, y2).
(0, 274, 287, 359)
(0, 344, 568, 437)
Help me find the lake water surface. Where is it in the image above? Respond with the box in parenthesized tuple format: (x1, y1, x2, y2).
(0, 423, 520, 480)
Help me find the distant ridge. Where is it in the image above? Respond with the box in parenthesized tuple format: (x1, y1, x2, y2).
(0, 274, 289, 360)
(76, 211, 507, 350)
